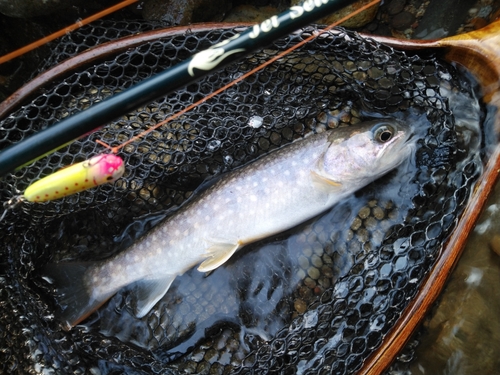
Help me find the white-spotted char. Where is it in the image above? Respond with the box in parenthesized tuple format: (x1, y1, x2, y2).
(45, 119, 415, 329)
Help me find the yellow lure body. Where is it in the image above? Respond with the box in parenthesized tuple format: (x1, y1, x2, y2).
(23, 154, 125, 202)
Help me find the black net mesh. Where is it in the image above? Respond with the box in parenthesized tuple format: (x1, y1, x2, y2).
(0, 22, 487, 375)
(38, 19, 170, 76)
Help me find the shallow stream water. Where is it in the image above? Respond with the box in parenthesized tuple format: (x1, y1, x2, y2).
(404, 166, 500, 375)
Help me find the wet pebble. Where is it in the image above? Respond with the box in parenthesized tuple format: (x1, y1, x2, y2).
(391, 11, 415, 30)
(364, 216, 378, 229)
(294, 298, 307, 314)
(302, 246, 313, 258)
(358, 206, 371, 219)
(318, 276, 331, 289)
(307, 266, 320, 280)
(223, 5, 279, 23)
(351, 217, 362, 231)
(323, 254, 333, 265)
(304, 277, 316, 289)
(490, 234, 500, 256)
(291, 0, 379, 28)
(142, 0, 231, 24)
(387, 0, 405, 15)
(321, 266, 333, 278)
(298, 285, 313, 299)
(298, 255, 310, 270)
(311, 254, 323, 268)
(373, 206, 385, 220)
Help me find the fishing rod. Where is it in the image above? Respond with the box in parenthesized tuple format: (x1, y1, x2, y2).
(0, 0, 365, 178)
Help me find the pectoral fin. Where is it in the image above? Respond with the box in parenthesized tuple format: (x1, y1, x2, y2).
(130, 275, 176, 318)
(198, 242, 240, 272)
(310, 170, 342, 190)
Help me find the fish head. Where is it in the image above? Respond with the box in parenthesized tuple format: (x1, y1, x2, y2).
(322, 119, 415, 185)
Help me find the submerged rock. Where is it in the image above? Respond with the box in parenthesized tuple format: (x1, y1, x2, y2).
(142, 0, 232, 24)
(223, 5, 280, 24)
(291, 0, 379, 28)
(0, 0, 93, 18)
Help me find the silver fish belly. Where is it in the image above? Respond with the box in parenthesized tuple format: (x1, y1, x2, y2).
(45, 119, 415, 329)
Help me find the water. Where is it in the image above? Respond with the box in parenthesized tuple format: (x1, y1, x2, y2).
(386, 69, 499, 375)
(406, 178, 500, 375)
(0, 26, 491, 374)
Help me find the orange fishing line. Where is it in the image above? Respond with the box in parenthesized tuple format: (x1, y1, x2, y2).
(0, 0, 138, 65)
(98, 0, 381, 153)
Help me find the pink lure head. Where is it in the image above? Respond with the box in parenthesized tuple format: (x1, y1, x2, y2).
(89, 154, 125, 183)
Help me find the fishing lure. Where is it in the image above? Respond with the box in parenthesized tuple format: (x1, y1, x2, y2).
(23, 154, 125, 202)
(0, 154, 124, 222)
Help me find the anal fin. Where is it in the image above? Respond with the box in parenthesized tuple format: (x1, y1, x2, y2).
(198, 242, 240, 272)
(130, 275, 176, 318)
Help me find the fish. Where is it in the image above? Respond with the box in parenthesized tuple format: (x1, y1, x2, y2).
(23, 154, 124, 202)
(44, 119, 415, 330)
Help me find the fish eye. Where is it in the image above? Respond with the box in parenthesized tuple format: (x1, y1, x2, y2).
(373, 124, 395, 143)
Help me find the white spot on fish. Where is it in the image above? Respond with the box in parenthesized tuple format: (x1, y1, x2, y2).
(250, 195, 257, 202)
(205, 215, 210, 221)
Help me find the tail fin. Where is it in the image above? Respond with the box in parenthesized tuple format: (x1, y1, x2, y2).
(43, 262, 114, 330)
